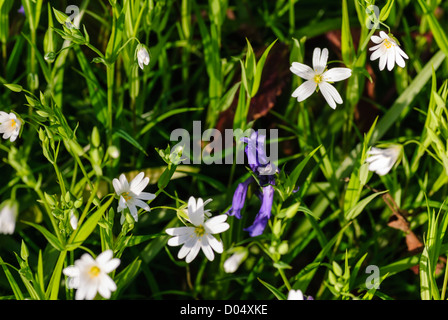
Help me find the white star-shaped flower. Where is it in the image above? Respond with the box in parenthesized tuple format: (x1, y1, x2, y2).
(369, 31, 409, 71)
(365, 145, 402, 176)
(0, 112, 21, 142)
(112, 172, 156, 223)
(290, 47, 352, 109)
(166, 197, 230, 263)
(63, 250, 120, 300)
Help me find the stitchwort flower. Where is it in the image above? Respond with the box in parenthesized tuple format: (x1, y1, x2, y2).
(63, 250, 120, 300)
(369, 31, 409, 71)
(365, 145, 403, 176)
(227, 131, 277, 237)
(112, 172, 156, 223)
(0, 112, 22, 142)
(290, 47, 352, 109)
(223, 248, 248, 273)
(166, 197, 230, 263)
(136, 44, 150, 70)
(0, 201, 18, 235)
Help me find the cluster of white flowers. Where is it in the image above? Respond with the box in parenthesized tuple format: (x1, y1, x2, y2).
(0, 22, 410, 302)
(290, 31, 408, 177)
(290, 31, 408, 109)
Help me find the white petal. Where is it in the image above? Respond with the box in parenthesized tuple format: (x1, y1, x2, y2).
(185, 240, 201, 263)
(397, 46, 409, 60)
(117, 196, 127, 212)
(85, 283, 98, 300)
(129, 172, 144, 188)
(395, 49, 406, 68)
(75, 284, 88, 300)
(9, 132, 18, 142)
(371, 35, 383, 44)
(319, 48, 329, 72)
(97, 276, 116, 299)
(370, 46, 386, 61)
(205, 215, 230, 234)
(319, 82, 343, 109)
(0, 112, 9, 123)
(379, 31, 389, 39)
(2, 130, 12, 140)
(103, 258, 120, 273)
(292, 80, 316, 102)
(112, 178, 123, 195)
(200, 239, 215, 261)
(134, 199, 150, 212)
(177, 237, 195, 259)
(312, 47, 322, 73)
(188, 197, 204, 226)
(166, 226, 195, 236)
(168, 232, 193, 246)
(96, 250, 113, 265)
(365, 154, 382, 164)
(137, 192, 156, 201)
(128, 204, 138, 221)
(206, 234, 224, 254)
(379, 53, 387, 71)
(290, 62, 315, 80)
(119, 174, 129, 190)
(313, 48, 328, 74)
(387, 48, 396, 71)
(367, 147, 382, 155)
(63, 265, 79, 278)
(369, 43, 382, 52)
(323, 68, 352, 82)
(130, 173, 149, 195)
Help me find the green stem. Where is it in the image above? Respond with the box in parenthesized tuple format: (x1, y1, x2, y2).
(107, 63, 115, 147)
(35, 188, 62, 243)
(441, 255, 448, 300)
(278, 268, 292, 291)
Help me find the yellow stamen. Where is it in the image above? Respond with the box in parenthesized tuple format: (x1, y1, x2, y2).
(10, 119, 16, 128)
(121, 192, 132, 202)
(194, 225, 206, 238)
(383, 39, 393, 49)
(313, 74, 323, 84)
(88, 266, 101, 278)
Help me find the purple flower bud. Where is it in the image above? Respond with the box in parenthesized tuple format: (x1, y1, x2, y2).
(226, 177, 253, 219)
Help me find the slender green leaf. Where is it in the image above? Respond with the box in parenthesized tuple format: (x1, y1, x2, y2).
(258, 277, 286, 300)
(21, 221, 65, 252)
(345, 190, 387, 221)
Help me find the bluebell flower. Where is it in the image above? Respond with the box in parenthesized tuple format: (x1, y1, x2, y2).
(18, 6, 25, 15)
(227, 131, 277, 237)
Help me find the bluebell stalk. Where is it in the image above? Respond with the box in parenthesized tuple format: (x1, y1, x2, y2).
(227, 131, 277, 237)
